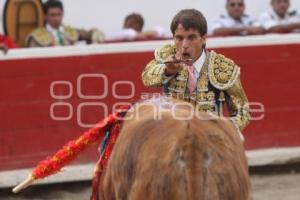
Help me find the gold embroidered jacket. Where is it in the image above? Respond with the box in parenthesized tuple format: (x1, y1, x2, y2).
(26, 26, 105, 47)
(142, 44, 250, 131)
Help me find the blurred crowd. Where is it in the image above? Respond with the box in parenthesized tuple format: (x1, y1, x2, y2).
(1, 0, 299, 52)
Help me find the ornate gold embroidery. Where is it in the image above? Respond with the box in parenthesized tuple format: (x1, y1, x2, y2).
(27, 28, 53, 46)
(206, 91, 215, 101)
(64, 25, 80, 44)
(208, 51, 240, 90)
(195, 91, 215, 113)
(154, 44, 176, 63)
(27, 25, 80, 47)
(226, 79, 250, 130)
(142, 45, 250, 130)
(142, 60, 166, 87)
(197, 70, 209, 92)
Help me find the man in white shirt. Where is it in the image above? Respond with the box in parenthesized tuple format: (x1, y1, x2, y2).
(259, 0, 300, 33)
(108, 13, 165, 41)
(210, 0, 264, 36)
(26, 0, 104, 47)
(142, 9, 250, 131)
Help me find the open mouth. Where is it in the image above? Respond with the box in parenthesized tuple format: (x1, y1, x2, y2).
(182, 53, 191, 59)
(181, 53, 193, 64)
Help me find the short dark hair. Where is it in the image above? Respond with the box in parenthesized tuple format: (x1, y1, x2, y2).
(43, 0, 63, 14)
(124, 13, 144, 31)
(170, 9, 207, 36)
(226, 0, 244, 4)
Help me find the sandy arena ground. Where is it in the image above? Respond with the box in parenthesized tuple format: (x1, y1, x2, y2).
(1, 166, 300, 200)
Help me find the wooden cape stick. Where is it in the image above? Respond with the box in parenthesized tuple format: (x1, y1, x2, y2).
(12, 176, 34, 193)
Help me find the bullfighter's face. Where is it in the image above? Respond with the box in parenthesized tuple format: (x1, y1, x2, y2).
(174, 24, 206, 65)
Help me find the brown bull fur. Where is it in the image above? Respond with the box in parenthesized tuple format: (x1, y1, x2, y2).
(99, 99, 252, 200)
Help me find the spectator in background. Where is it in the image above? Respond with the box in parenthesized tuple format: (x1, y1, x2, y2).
(0, 33, 16, 53)
(108, 13, 165, 41)
(210, 0, 264, 36)
(259, 0, 300, 33)
(26, 0, 105, 47)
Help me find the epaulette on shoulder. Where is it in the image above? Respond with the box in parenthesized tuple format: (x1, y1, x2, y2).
(154, 44, 176, 63)
(28, 27, 53, 46)
(63, 25, 79, 42)
(208, 51, 240, 90)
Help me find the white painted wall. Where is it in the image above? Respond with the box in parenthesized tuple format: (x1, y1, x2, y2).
(1, 0, 300, 36)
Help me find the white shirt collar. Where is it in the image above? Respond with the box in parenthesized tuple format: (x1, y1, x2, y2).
(226, 14, 242, 22)
(193, 50, 206, 73)
(46, 24, 64, 34)
(46, 24, 65, 44)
